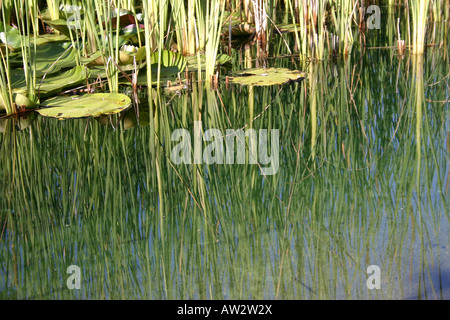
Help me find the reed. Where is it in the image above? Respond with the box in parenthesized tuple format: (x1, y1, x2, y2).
(201, 0, 226, 81)
(410, 0, 430, 54)
(45, 0, 61, 20)
(0, 0, 13, 113)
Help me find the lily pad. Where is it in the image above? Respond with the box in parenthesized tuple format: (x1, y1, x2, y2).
(229, 68, 306, 86)
(0, 91, 38, 110)
(150, 50, 187, 74)
(8, 42, 79, 76)
(89, 46, 146, 66)
(36, 66, 89, 97)
(120, 24, 146, 44)
(126, 50, 187, 85)
(185, 54, 231, 71)
(44, 19, 78, 37)
(37, 93, 131, 119)
(1, 66, 89, 109)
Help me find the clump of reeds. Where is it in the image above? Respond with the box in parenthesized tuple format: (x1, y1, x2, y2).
(410, 0, 430, 54)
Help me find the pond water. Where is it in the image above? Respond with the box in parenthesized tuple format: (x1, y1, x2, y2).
(0, 44, 449, 299)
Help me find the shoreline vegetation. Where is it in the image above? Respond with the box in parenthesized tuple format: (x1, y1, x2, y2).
(0, 0, 448, 117)
(0, 2, 449, 300)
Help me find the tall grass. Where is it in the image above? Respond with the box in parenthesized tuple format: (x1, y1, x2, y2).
(0, 0, 449, 117)
(0, 0, 14, 113)
(410, 0, 430, 54)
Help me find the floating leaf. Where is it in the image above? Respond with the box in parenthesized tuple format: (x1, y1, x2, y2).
(3, 66, 89, 107)
(35, 66, 89, 97)
(120, 24, 145, 44)
(31, 34, 70, 46)
(9, 42, 79, 76)
(89, 46, 146, 66)
(128, 51, 187, 85)
(0, 90, 38, 110)
(43, 19, 70, 36)
(150, 50, 187, 74)
(185, 54, 231, 70)
(37, 93, 131, 119)
(229, 68, 306, 86)
(0, 22, 23, 50)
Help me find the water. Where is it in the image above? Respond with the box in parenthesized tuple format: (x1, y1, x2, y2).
(0, 44, 449, 299)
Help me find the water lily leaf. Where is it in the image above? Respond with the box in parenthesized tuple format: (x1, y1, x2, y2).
(185, 54, 231, 70)
(9, 42, 78, 76)
(1, 23, 70, 51)
(120, 24, 145, 44)
(89, 46, 146, 66)
(30, 34, 70, 46)
(150, 50, 187, 74)
(0, 91, 38, 110)
(36, 66, 89, 97)
(130, 69, 172, 86)
(229, 68, 306, 86)
(37, 93, 131, 119)
(0, 22, 23, 50)
(12, 92, 38, 108)
(127, 50, 186, 85)
(44, 19, 75, 37)
(8, 66, 89, 99)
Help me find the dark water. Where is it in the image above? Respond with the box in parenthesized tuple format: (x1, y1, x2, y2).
(0, 44, 449, 299)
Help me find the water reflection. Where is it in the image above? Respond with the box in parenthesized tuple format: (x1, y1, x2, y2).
(0, 48, 448, 299)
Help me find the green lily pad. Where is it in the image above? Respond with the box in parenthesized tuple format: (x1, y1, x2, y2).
(37, 93, 131, 119)
(0, 22, 23, 50)
(119, 24, 145, 44)
(31, 34, 70, 46)
(185, 54, 231, 71)
(36, 66, 89, 97)
(150, 50, 187, 74)
(89, 46, 146, 66)
(1, 22, 70, 52)
(9, 42, 79, 76)
(0, 91, 38, 110)
(229, 68, 306, 86)
(123, 50, 186, 85)
(2, 66, 89, 109)
(44, 19, 76, 37)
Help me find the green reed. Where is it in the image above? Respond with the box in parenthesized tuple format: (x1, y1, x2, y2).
(0, 1, 14, 114)
(411, 0, 430, 54)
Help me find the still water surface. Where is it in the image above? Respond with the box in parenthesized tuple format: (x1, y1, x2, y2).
(0, 48, 449, 299)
